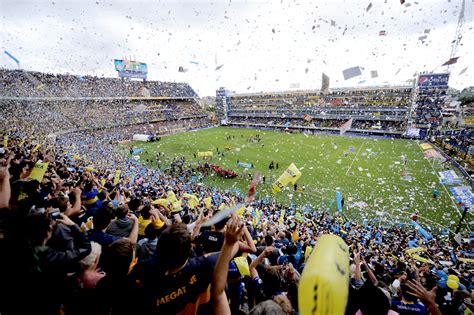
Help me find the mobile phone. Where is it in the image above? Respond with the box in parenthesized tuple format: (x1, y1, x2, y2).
(49, 209, 61, 221)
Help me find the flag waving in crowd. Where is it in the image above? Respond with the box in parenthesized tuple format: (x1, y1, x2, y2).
(340, 117, 353, 135)
(272, 163, 302, 193)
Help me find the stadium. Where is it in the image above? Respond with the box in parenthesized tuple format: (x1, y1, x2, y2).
(0, 1, 473, 315)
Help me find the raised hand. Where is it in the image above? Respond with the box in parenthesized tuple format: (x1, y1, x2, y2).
(224, 215, 244, 246)
(57, 213, 76, 226)
(405, 280, 437, 305)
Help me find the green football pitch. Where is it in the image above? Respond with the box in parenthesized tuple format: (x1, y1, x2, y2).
(122, 127, 470, 232)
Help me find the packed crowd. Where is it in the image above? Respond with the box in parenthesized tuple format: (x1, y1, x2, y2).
(228, 117, 407, 132)
(230, 108, 408, 118)
(230, 87, 412, 110)
(0, 117, 473, 315)
(226, 87, 413, 134)
(0, 69, 198, 98)
(0, 99, 207, 138)
(414, 88, 448, 127)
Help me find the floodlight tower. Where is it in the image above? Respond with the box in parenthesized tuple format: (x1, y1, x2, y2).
(447, 0, 465, 71)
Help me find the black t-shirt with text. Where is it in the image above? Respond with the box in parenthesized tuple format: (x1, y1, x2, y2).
(141, 254, 219, 315)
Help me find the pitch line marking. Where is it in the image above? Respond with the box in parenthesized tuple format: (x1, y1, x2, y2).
(346, 142, 365, 176)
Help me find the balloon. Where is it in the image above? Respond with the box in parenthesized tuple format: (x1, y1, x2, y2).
(447, 275, 460, 283)
(436, 270, 448, 280)
(437, 280, 447, 289)
(446, 279, 459, 290)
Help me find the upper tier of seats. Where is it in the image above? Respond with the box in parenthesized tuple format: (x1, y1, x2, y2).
(0, 68, 198, 98)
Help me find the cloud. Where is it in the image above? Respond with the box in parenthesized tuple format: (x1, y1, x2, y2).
(1, 0, 473, 96)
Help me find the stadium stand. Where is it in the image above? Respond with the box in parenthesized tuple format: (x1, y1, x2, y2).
(0, 69, 472, 315)
(0, 68, 209, 138)
(227, 86, 412, 135)
(0, 130, 472, 315)
(0, 68, 198, 98)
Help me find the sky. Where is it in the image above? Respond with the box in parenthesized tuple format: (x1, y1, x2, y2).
(1, 0, 473, 96)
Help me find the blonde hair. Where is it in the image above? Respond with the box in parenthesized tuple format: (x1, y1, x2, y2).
(273, 295, 294, 315)
(79, 241, 101, 269)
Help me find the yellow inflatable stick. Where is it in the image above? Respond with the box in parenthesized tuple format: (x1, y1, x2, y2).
(412, 254, 429, 263)
(299, 235, 349, 315)
(406, 247, 426, 255)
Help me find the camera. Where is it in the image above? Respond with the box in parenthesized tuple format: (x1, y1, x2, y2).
(49, 209, 61, 221)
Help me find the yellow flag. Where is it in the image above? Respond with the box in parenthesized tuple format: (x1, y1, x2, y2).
(236, 206, 245, 217)
(19, 139, 26, 147)
(204, 196, 212, 209)
(152, 198, 169, 207)
(234, 256, 250, 277)
(167, 190, 178, 203)
(3, 135, 8, 147)
(278, 209, 285, 225)
(304, 245, 312, 262)
(272, 163, 302, 193)
(28, 162, 49, 182)
(292, 230, 299, 242)
(184, 193, 199, 209)
(299, 235, 349, 315)
(252, 209, 261, 226)
(165, 191, 181, 212)
(171, 200, 182, 212)
(31, 144, 41, 153)
(113, 170, 121, 186)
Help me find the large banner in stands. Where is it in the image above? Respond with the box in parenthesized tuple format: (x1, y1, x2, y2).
(438, 170, 462, 185)
(463, 117, 474, 125)
(406, 128, 420, 138)
(417, 73, 449, 88)
(420, 143, 432, 150)
(449, 186, 474, 208)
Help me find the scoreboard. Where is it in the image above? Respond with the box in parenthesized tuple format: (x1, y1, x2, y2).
(114, 59, 148, 79)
